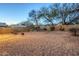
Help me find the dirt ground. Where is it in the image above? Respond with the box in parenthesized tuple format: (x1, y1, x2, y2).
(0, 31, 79, 56)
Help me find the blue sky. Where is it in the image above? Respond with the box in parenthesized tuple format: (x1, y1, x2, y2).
(0, 3, 51, 25)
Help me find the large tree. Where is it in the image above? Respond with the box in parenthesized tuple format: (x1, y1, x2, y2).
(51, 3, 79, 25)
(68, 3, 79, 24)
(38, 7, 58, 26)
(29, 10, 38, 26)
(58, 4, 71, 25)
(29, 10, 40, 31)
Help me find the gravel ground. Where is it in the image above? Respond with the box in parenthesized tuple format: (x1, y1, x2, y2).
(0, 31, 79, 56)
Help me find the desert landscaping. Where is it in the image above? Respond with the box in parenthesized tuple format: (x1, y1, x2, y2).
(0, 3, 79, 56)
(0, 31, 79, 56)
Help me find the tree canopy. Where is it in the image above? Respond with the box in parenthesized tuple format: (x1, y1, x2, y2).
(28, 3, 79, 26)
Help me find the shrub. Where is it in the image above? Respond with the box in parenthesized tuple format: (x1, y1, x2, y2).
(35, 26, 40, 31)
(50, 26, 55, 31)
(21, 32, 24, 35)
(43, 28, 47, 31)
(11, 31, 18, 35)
(59, 25, 65, 31)
(0, 27, 13, 34)
(69, 28, 79, 36)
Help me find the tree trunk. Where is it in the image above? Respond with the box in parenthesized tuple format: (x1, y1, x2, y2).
(35, 19, 39, 31)
(62, 14, 66, 25)
(62, 19, 66, 25)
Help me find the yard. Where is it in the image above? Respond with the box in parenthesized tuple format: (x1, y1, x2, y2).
(0, 31, 79, 56)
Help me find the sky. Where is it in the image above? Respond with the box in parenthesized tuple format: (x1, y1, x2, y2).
(0, 3, 51, 25)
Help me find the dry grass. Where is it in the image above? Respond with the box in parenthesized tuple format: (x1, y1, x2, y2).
(55, 25, 79, 31)
(0, 31, 79, 56)
(0, 28, 13, 34)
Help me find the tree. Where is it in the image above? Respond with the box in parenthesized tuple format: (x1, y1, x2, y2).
(51, 3, 79, 25)
(29, 10, 40, 31)
(68, 13, 79, 24)
(58, 4, 71, 25)
(67, 3, 79, 24)
(20, 20, 34, 27)
(38, 7, 58, 26)
(69, 3, 79, 13)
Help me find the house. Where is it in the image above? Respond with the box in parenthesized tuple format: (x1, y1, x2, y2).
(10, 21, 34, 28)
(10, 24, 26, 28)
